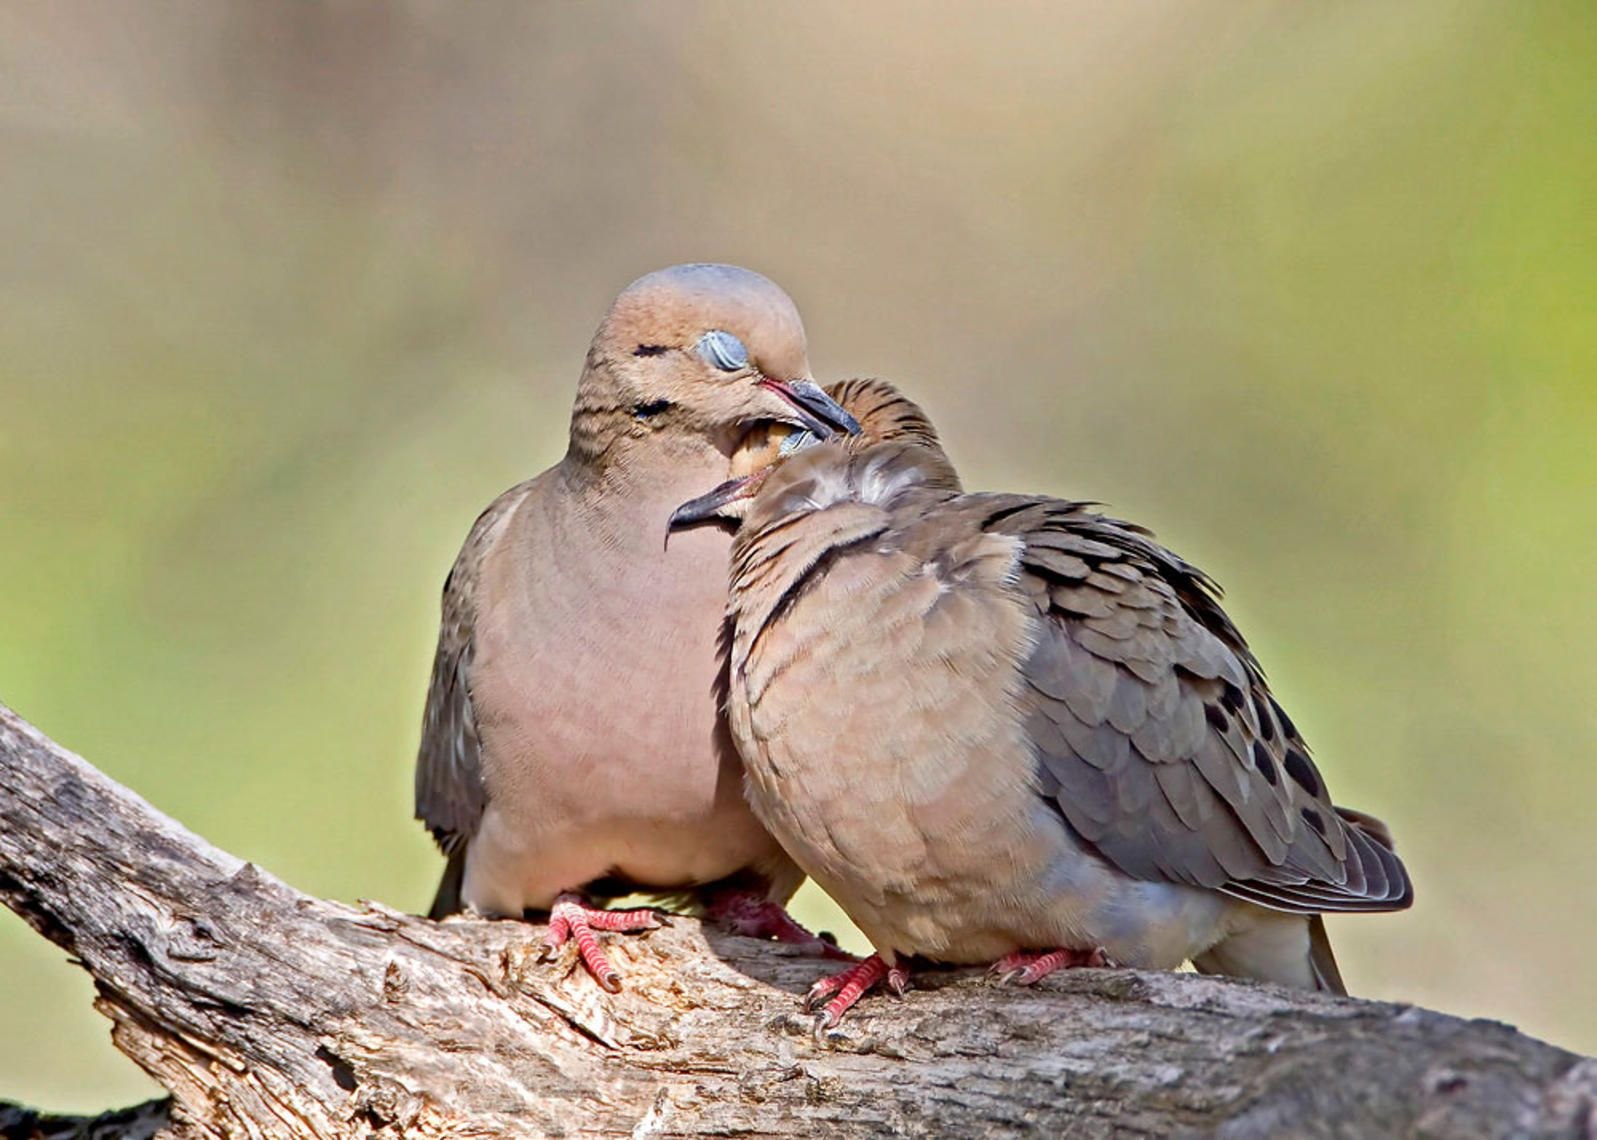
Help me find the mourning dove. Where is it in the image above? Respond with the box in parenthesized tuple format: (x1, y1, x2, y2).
(671, 378, 1412, 1025)
(415, 264, 860, 990)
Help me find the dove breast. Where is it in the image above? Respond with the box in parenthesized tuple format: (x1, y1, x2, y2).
(724, 444, 1240, 968)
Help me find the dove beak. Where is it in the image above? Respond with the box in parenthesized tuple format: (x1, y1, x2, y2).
(759, 378, 862, 438)
(668, 475, 762, 531)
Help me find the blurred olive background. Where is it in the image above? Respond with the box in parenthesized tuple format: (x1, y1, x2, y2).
(3, 0, 1593, 1111)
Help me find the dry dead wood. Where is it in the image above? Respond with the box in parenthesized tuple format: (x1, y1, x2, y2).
(0, 704, 1591, 1138)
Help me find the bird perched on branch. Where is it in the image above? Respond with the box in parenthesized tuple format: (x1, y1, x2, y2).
(670, 377, 1412, 1026)
(415, 264, 860, 990)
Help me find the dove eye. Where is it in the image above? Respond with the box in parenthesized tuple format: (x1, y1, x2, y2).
(696, 329, 750, 373)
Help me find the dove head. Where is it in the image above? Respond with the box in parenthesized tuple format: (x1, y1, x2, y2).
(668, 377, 960, 530)
(569, 264, 859, 469)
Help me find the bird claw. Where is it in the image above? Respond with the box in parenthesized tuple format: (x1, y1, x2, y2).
(802, 972, 846, 1013)
(801, 954, 899, 1028)
(541, 892, 661, 993)
(884, 964, 911, 998)
(705, 889, 858, 960)
(990, 946, 1111, 986)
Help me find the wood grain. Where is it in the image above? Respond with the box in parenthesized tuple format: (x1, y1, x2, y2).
(0, 704, 1590, 1138)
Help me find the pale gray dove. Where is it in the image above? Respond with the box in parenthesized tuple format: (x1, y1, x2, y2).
(415, 264, 860, 990)
(670, 378, 1412, 1025)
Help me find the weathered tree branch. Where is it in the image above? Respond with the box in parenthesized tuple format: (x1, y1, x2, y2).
(0, 704, 1591, 1139)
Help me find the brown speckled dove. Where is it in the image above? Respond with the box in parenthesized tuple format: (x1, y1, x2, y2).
(414, 264, 860, 990)
(670, 378, 1412, 1025)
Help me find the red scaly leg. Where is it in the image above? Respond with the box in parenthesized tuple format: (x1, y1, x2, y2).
(541, 892, 661, 993)
(704, 888, 857, 961)
(803, 954, 911, 1029)
(990, 946, 1114, 986)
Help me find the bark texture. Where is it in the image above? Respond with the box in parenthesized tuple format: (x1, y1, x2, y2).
(0, 703, 1591, 1139)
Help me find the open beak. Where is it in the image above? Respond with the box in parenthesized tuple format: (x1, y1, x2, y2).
(668, 475, 760, 532)
(759, 378, 862, 437)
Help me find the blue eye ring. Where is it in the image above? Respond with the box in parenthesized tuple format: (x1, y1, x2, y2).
(697, 329, 750, 372)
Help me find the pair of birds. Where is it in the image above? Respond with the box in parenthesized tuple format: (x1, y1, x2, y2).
(415, 263, 1411, 1026)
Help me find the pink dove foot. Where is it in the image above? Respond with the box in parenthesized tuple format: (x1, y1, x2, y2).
(990, 946, 1114, 986)
(704, 888, 857, 960)
(803, 953, 911, 1029)
(541, 892, 661, 993)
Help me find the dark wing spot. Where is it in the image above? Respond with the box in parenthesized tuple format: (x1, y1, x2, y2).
(632, 399, 672, 420)
(633, 344, 670, 357)
(1205, 703, 1229, 732)
(1301, 805, 1328, 835)
(1271, 696, 1299, 741)
(1283, 748, 1322, 797)
(1221, 681, 1246, 714)
(980, 501, 1038, 530)
(1255, 697, 1276, 741)
(1252, 740, 1279, 785)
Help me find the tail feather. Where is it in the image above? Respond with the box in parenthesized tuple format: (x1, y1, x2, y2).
(427, 847, 468, 920)
(1334, 806, 1395, 850)
(1308, 914, 1348, 995)
(1193, 912, 1349, 995)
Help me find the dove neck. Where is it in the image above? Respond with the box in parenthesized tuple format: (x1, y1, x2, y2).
(562, 355, 734, 475)
(561, 421, 728, 490)
(556, 435, 736, 559)
(561, 394, 733, 520)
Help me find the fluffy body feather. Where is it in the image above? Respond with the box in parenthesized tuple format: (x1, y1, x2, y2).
(720, 381, 1412, 994)
(415, 265, 856, 922)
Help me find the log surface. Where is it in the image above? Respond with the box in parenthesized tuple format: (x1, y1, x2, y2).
(0, 703, 1591, 1139)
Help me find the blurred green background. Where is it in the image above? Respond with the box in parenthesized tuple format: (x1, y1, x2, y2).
(3, 1, 1593, 1111)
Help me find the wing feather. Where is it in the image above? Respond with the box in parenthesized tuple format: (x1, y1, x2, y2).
(414, 481, 534, 855)
(985, 499, 1413, 915)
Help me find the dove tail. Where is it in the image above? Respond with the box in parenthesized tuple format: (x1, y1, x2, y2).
(427, 848, 468, 920)
(1194, 911, 1344, 993)
(1308, 914, 1348, 995)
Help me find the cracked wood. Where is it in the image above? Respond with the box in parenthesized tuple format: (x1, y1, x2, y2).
(0, 704, 1592, 1138)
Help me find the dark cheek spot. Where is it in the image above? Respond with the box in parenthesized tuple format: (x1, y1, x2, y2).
(633, 344, 669, 357)
(632, 399, 672, 420)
